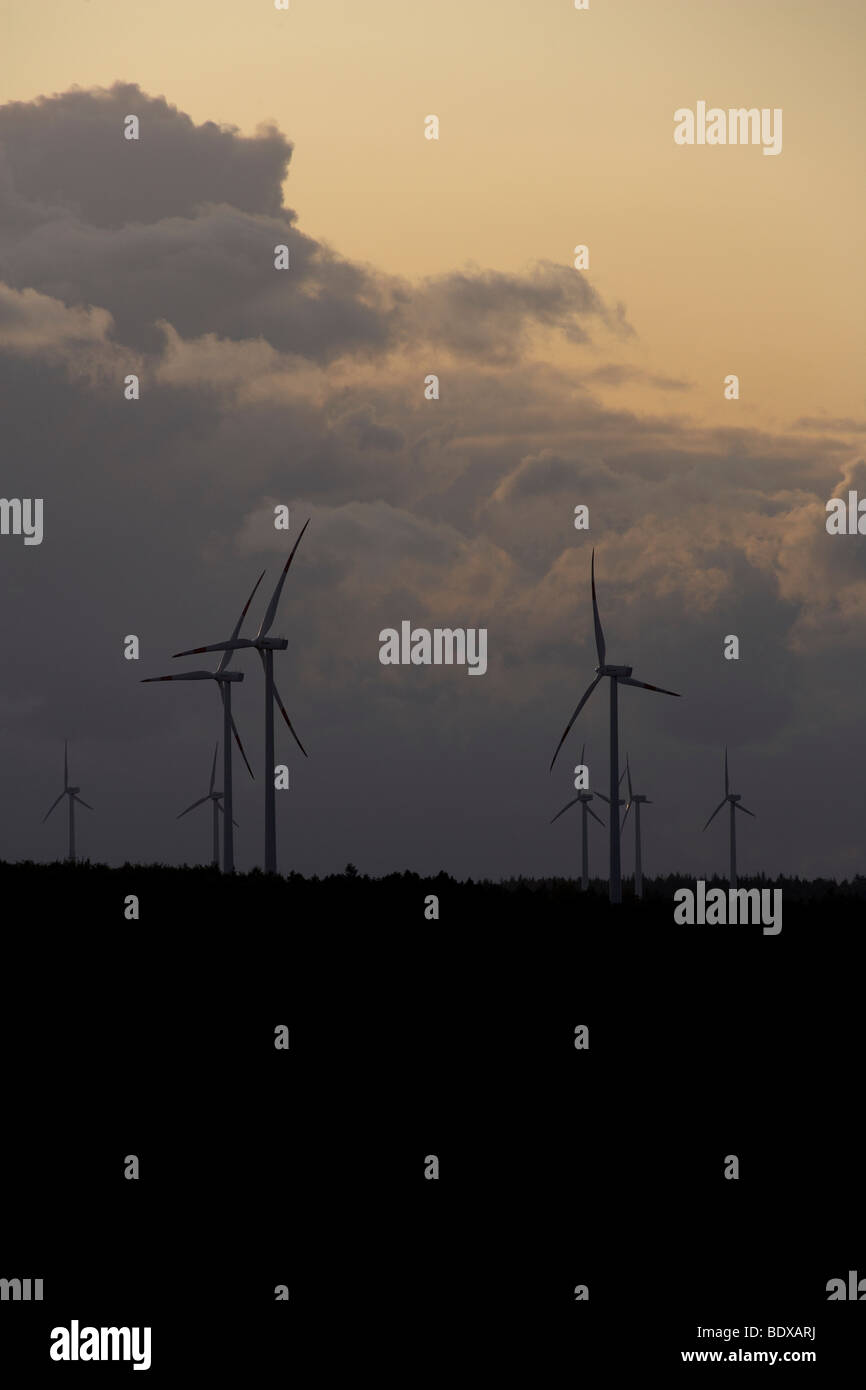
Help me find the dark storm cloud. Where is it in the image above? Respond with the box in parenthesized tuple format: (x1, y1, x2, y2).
(0, 83, 293, 225)
(0, 198, 393, 359)
(0, 84, 628, 363)
(1, 84, 864, 881)
(334, 406, 405, 453)
(0, 81, 395, 360)
(492, 450, 616, 503)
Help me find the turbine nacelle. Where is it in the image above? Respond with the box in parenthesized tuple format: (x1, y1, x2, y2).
(729, 793, 742, 803)
(68, 786, 80, 795)
(598, 664, 633, 677)
(259, 636, 289, 651)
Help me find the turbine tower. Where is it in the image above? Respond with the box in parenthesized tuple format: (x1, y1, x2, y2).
(177, 743, 238, 869)
(144, 574, 261, 873)
(549, 549, 681, 903)
(550, 744, 606, 890)
(174, 520, 309, 874)
(41, 740, 93, 862)
(620, 755, 652, 899)
(702, 746, 755, 889)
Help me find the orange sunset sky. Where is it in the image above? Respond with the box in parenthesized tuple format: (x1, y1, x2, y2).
(4, 0, 864, 427)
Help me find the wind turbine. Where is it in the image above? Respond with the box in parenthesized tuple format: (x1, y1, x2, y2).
(173, 520, 310, 874)
(620, 755, 652, 899)
(702, 747, 755, 889)
(550, 743, 606, 890)
(549, 548, 681, 903)
(42, 740, 93, 862)
(144, 574, 261, 873)
(177, 742, 238, 869)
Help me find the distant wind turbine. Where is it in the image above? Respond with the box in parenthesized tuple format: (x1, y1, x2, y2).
(703, 747, 755, 889)
(173, 520, 310, 874)
(620, 754, 652, 899)
(549, 548, 681, 903)
(144, 574, 262, 873)
(550, 743, 606, 890)
(177, 742, 238, 869)
(42, 740, 93, 862)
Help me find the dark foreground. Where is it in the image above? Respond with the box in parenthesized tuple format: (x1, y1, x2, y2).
(1, 861, 863, 1377)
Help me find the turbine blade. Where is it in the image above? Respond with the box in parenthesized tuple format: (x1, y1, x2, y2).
(550, 796, 581, 824)
(594, 790, 610, 803)
(272, 676, 308, 758)
(177, 796, 210, 819)
(258, 518, 310, 638)
(216, 802, 240, 828)
(702, 800, 726, 831)
(231, 712, 255, 779)
(64, 740, 68, 791)
(590, 549, 606, 667)
(173, 639, 254, 659)
(619, 676, 681, 697)
(724, 746, 729, 797)
(736, 803, 756, 818)
(218, 570, 266, 673)
(587, 806, 605, 827)
(141, 671, 215, 682)
(549, 674, 602, 771)
(220, 685, 255, 779)
(73, 796, 94, 811)
(209, 742, 218, 794)
(621, 801, 632, 832)
(41, 791, 65, 823)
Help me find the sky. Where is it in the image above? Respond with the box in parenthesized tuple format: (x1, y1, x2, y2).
(1, 1, 864, 879)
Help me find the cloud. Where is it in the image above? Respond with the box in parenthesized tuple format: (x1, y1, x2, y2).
(403, 262, 634, 364)
(0, 282, 113, 351)
(0, 82, 293, 225)
(0, 83, 864, 879)
(0, 84, 630, 363)
(584, 363, 692, 391)
(792, 416, 866, 434)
